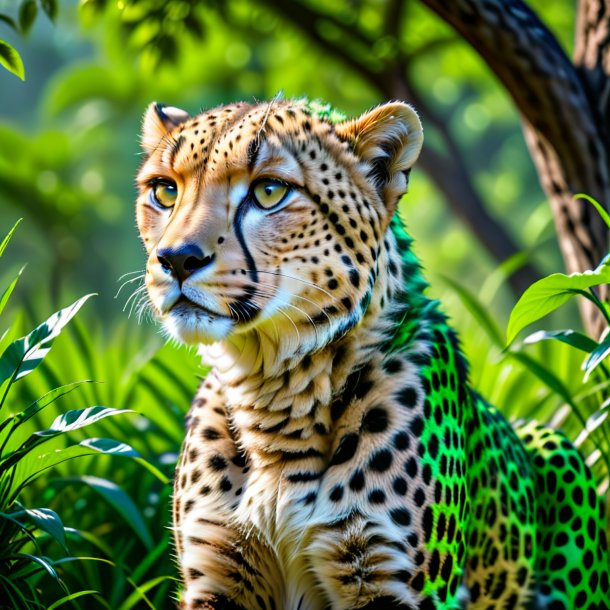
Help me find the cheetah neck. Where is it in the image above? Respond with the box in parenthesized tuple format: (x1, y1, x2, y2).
(199, 214, 453, 458)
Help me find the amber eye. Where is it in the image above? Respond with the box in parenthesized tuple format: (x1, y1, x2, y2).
(150, 180, 178, 209)
(252, 179, 290, 210)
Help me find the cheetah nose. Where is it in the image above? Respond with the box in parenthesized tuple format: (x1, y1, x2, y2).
(156, 244, 215, 284)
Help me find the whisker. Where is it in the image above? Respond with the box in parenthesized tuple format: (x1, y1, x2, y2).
(245, 286, 321, 344)
(123, 284, 148, 313)
(256, 270, 334, 300)
(117, 270, 145, 281)
(115, 274, 145, 299)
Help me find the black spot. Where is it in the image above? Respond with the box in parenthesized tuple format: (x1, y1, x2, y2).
(382, 358, 402, 374)
(393, 477, 408, 496)
(394, 431, 410, 451)
(219, 477, 232, 492)
(369, 449, 393, 472)
(428, 434, 439, 459)
(410, 416, 424, 436)
(349, 469, 365, 491)
(330, 485, 344, 502)
(202, 427, 221, 440)
(330, 433, 359, 466)
(405, 457, 418, 478)
(396, 386, 418, 408)
(390, 508, 411, 526)
(209, 455, 227, 471)
(362, 407, 389, 434)
(368, 489, 386, 504)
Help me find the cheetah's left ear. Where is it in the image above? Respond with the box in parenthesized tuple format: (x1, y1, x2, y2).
(335, 102, 423, 210)
(141, 102, 191, 155)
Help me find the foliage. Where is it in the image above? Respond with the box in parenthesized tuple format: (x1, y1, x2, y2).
(0, 220, 193, 609)
(1, 0, 609, 606)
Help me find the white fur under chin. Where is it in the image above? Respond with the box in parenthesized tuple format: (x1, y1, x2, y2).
(163, 309, 234, 345)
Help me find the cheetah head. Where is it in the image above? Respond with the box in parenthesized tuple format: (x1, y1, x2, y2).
(136, 99, 423, 348)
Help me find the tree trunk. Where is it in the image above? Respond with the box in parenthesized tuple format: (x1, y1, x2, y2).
(421, 0, 610, 338)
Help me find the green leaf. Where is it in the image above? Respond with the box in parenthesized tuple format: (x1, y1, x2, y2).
(0, 40, 24, 80)
(0, 294, 94, 390)
(18, 0, 37, 35)
(47, 591, 101, 610)
(506, 258, 610, 344)
(0, 219, 22, 258)
(523, 329, 599, 353)
(23, 507, 68, 551)
(78, 437, 140, 457)
(34, 406, 133, 437)
(11, 552, 58, 580)
(0, 15, 18, 31)
(440, 274, 504, 347)
(575, 193, 610, 230)
(40, 0, 57, 21)
(0, 266, 25, 317)
(117, 575, 177, 610)
(509, 351, 577, 410)
(66, 476, 153, 549)
(583, 336, 610, 382)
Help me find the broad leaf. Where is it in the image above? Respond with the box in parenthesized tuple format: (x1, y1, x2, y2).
(79, 437, 139, 457)
(18, 0, 37, 35)
(0, 294, 94, 389)
(10, 553, 58, 580)
(66, 476, 153, 549)
(583, 336, 610, 382)
(34, 406, 133, 437)
(0, 15, 18, 31)
(40, 0, 57, 21)
(0, 40, 24, 80)
(523, 329, 599, 353)
(23, 507, 68, 551)
(506, 258, 610, 344)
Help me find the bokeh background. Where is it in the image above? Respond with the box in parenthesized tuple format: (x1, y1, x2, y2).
(0, 1, 607, 608)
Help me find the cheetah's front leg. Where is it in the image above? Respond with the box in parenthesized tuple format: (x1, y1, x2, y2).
(175, 373, 278, 610)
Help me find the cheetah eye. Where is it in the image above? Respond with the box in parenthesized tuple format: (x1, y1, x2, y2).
(252, 179, 290, 210)
(149, 179, 178, 209)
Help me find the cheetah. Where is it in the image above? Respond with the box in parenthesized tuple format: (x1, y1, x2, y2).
(135, 97, 610, 609)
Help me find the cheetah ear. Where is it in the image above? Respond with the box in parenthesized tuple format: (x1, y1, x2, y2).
(335, 102, 423, 210)
(141, 102, 191, 155)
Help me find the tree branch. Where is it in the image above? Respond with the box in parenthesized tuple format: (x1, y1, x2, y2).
(255, 0, 541, 295)
(421, 0, 610, 336)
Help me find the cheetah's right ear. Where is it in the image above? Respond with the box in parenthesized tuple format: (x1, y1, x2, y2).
(141, 102, 191, 155)
(335, 102, 423, 211)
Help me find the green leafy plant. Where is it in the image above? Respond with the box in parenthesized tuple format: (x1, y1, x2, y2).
(442, 195, 610, 495)
(0, 221, 153, 609)
(505, 195, 610, 491)
(507, 195, 610, 381)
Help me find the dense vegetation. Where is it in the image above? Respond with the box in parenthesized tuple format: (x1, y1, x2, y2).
(0, 1, 608, 608)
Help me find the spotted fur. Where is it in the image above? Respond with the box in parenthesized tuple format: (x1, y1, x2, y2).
(135, 98, 609, 609)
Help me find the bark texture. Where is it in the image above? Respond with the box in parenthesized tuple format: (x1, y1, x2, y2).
(422, 0, 610, 337)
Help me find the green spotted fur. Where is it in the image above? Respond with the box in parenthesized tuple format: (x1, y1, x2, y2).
(388, 215, 609, 607)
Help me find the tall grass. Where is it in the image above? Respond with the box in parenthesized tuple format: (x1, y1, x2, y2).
(0, 221, 199, 609)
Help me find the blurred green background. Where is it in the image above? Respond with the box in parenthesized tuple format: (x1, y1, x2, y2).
(1, 0, 570, 319)
(0, 1, 607, 609)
